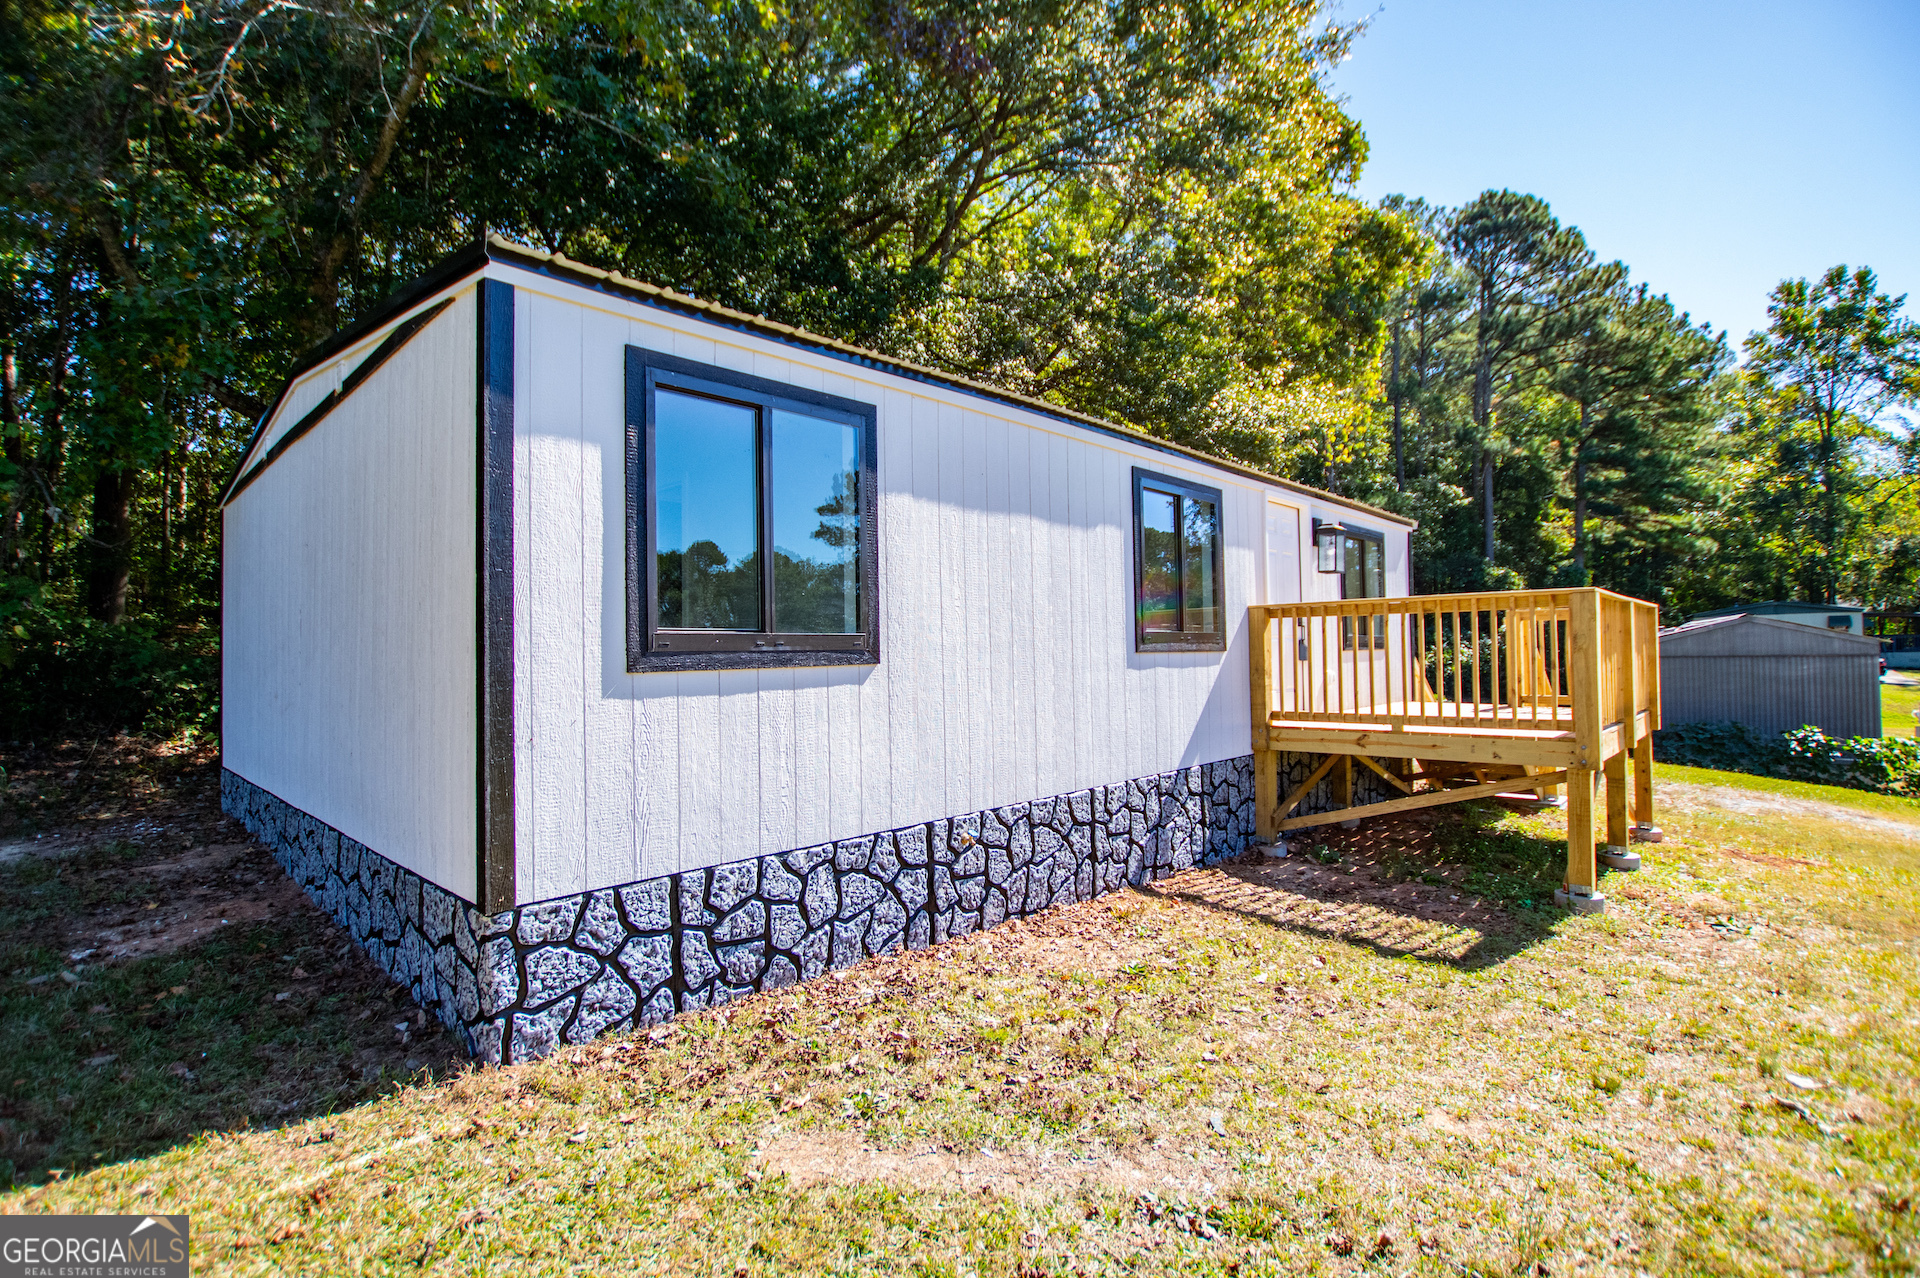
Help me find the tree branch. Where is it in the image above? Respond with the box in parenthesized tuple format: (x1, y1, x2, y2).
(206, 380, 268, 420)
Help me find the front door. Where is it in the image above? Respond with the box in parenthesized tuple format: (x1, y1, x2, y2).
(1264, 501, 1301, 605)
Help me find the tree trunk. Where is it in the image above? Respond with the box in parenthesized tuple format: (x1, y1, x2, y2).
(1482, 449, 1495, 562)
(1, 346, 19, 555)
(1390, 322, 1405, 492)
(1573, 403, 1589, 581)
(85, 465, 136, 624)
(1819, 400, 1839, 605)
(1474, 284, 1497, 563)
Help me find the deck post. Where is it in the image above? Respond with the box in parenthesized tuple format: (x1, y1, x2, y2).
(1631, 732, 1661, 842)
(1255, 751, 1278, 844)
(1250, 606, 1278, 847)
(1557, 767, 1605, 913)
(1599, 749, 1639, 871)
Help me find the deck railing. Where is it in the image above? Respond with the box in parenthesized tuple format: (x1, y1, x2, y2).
(1249, 587, 1660, 766)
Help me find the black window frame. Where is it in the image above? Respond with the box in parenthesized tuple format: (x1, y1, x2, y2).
(1131, 467, 1226, 653)
(1321, 518, 1387, 649)
(625, 347, 880, 671)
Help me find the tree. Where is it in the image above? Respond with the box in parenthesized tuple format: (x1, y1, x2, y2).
(1445, 191, 1620, 564)
(1741, 266, 1920, 603)
(1547, 284, 1728, 582)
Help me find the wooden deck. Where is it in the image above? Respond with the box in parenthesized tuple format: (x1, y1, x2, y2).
(1249, 587, 1662, 912)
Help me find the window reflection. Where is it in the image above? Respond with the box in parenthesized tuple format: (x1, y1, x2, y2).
(654, 390, 761, 630)
(1183, 497, 1218, 633)
(1140, 487, 1179, 631)
(771, 409, 861, 634)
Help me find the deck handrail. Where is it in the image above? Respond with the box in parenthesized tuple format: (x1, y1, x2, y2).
(1249, 587, 1660, 771)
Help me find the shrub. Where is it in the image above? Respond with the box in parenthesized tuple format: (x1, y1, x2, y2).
(0, 609, 218, 740)
(1654, 720, 1920, 797)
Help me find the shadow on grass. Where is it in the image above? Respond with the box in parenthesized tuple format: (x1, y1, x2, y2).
(1158, 802, 1572, 969)
(0, 798, 466, 1191)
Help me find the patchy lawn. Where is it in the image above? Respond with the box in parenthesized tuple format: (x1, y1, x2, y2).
(0, 738, 464, 1189)
(3, 745, 1916, 1276)
(1886, 677, 1920, 740)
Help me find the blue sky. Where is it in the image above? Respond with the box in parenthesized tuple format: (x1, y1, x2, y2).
(1328, 0, 1920, 349)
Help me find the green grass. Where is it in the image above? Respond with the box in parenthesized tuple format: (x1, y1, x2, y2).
(1653, 759, 1920, 819)
(7, 767, 1918, 1276)
(1885, 678, 1920, 739)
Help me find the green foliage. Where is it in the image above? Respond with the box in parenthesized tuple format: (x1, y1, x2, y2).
(1653, 720, 1920, 797)
(0, 609, 218, 740)
(2, 0, 1421, 740)
(1671, 267, 1920, 613)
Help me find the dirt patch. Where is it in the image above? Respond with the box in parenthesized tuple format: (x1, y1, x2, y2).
(756, 1127, 1233, 1198)
(66, 842, 312, 963)
(1657, 780, 1920, 843)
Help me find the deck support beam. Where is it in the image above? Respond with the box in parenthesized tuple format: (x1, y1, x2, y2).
(1557, 767, 1606, 912)
(1276, 769, 1569, 833)
(1599, 748, 1640, 871)
(1254, 750, 1278, 844)
(1631, 731, 1661, 842)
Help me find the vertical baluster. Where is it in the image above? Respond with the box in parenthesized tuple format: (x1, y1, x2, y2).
(1491, 603, 1505, 723)
(1319, 613, 1329, 718)
(1366, 604, 1377, 713)
(1476, 602, 1486, 719)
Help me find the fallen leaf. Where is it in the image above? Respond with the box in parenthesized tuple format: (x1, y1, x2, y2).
(1208, 1111, 1227, 1136)
(274, 992, 292, 1002)
(267, 1224, 303, 1245)
(85, 1054, 118, 1068)
(1781, 1070, 1826, 1091)
(290, 967, 309, 980)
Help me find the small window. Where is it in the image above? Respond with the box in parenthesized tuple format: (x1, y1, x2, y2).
(1827, 615, 1852, 631)
(1132, 469, 1224, 652)
(1328, 521, 1387, 649)
(626, 349, 878, 670)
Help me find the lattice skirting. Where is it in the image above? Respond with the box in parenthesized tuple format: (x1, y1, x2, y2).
(222, 758, 1257, 1063)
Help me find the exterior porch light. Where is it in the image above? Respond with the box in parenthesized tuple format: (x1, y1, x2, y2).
(1313, 520, 1347, 574)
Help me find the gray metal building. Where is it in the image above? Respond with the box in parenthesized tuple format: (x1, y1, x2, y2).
(1659, 613, 1883, 738)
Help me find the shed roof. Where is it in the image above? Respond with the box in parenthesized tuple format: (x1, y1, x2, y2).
(1691, 600, 1865, 620)
(1659, 612, 1882, 656)
(225, 235, 1416, 527)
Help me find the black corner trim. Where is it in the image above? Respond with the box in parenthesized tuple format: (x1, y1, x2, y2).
(222, 299, 456, 506)
(624, 346, 882, 673)
(478, 278, 517, 913)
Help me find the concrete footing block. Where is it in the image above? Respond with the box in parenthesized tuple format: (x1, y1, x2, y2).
(1631, 823, 1664, 843)
(1554, 886, 1608, 915)
(1598, 844, 1642, 872)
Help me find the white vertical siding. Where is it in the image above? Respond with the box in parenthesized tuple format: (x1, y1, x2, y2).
(222, 290, 479, 898)
(501, 264, 1412, 901)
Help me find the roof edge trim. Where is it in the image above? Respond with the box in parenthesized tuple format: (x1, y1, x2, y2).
(479, 237, 1417, 529)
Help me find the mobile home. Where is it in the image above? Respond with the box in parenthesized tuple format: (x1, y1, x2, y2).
(219, 236, 1415, 1062)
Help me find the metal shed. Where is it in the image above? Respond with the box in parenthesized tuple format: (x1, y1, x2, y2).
(1659, 613, 1882, 738)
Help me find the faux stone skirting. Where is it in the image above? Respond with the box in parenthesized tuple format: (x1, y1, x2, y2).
(222, 757, 1257, 1063)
